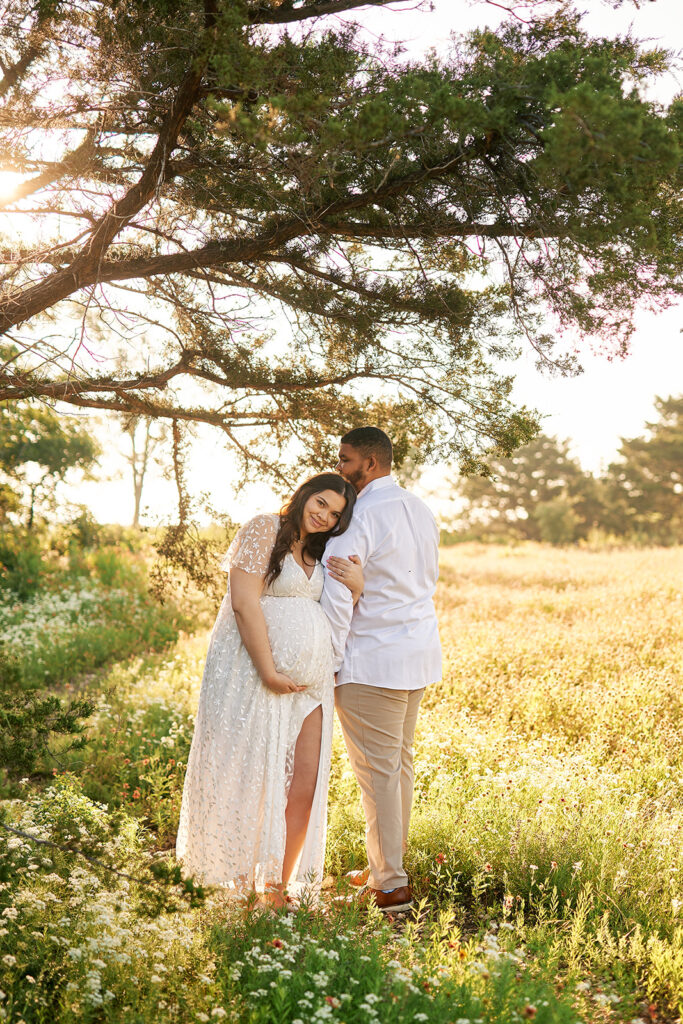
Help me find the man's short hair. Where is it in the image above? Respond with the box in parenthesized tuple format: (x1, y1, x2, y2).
(341, 426, 393, 467)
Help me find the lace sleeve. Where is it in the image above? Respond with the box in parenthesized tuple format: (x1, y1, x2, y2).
(219, 514, 279, 576)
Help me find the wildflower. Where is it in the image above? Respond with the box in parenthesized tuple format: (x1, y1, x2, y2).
(169, 758, 176, 767)
(271, 938, 284, 948)
(211, 1010, 227, 1019)
(523, 1006, 537, 1018)
(436, 853, 446, 865)
(325, 996, 341, 1007)
(529, 864, 538, 872)
(142, 758, 150, 766)
(2, 956, 16, 967)
(132, 789, 141, 800)
(484, 862, 492, 872)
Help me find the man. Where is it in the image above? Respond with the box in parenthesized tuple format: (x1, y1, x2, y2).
(321, 426, 442, 913)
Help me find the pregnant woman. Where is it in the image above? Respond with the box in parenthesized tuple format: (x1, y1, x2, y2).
(176, 472, 362, 907)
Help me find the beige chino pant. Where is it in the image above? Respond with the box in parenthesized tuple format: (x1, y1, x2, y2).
(335, 683, 425, 891)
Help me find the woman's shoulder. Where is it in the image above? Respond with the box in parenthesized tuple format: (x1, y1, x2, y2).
(240, 512, 280, 537)
(220, 514, 280, 573)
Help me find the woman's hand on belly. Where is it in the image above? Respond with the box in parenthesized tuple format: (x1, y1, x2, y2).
(262, 670, 307, 695)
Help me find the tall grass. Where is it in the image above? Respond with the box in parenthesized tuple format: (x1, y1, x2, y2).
(1, 544, 682, 1022)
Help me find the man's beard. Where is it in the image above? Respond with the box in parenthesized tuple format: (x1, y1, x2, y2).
(342, 467, 365, 493)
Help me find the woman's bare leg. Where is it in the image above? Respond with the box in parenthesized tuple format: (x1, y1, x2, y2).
(282, 705, 322, 886)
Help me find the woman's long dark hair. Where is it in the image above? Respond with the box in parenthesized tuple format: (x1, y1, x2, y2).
(265, 473, 356, 585)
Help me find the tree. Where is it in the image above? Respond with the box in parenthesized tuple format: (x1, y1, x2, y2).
(120, 415, 169, 528)
(0, 403, 99, 528)
(0, 0, 679, 484)
(604, 395, 683, 543)
(456, 433, 600, 542)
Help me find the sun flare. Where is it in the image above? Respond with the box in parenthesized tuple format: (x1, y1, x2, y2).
(0, 170, 24, 202)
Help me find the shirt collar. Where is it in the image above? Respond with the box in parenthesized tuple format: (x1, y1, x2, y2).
(357, 474, 396, 501)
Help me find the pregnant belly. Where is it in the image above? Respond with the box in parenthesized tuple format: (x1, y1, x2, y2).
(262, 596, 333, 699)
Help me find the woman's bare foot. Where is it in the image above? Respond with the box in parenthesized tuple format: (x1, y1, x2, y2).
(259, 884, 293, 912)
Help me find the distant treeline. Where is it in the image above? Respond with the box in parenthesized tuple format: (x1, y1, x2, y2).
(449, 395, 682, 546)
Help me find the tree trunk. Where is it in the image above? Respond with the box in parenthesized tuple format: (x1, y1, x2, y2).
(132, 477, 143, 529)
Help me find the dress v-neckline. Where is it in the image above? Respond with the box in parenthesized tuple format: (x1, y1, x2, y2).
(287, 550, 318, 582)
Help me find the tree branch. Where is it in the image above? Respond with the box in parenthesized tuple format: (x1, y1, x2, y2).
(0, 357, 194, 404)
(0, 132, 98, 213)
(0, 4, 52, 101)
(248, 0, 404, 25)
(0, 33, 214, 333)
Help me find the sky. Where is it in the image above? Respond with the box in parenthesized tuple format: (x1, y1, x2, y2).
(33, 0, 683, 525)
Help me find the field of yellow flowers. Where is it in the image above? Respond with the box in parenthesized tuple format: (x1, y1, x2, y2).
(2, 544, 682, 1024)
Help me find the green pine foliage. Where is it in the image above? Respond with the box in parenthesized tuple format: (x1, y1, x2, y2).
(604, 395, 683, 543)
(0, 2, 680, 479)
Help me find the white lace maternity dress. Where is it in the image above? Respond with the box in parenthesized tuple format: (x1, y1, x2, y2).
(175, 513, 335, 894)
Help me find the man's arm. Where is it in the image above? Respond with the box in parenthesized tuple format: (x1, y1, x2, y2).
(320, 519, 371, 672)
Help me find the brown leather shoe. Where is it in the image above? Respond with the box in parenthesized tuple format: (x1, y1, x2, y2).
(360, 885, 414, 913)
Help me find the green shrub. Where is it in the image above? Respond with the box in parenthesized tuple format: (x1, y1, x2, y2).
(0, 642, 95, 782)
(0, 535, 44, 599)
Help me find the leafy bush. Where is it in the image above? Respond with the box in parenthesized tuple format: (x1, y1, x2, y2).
(0, 535, 44, 599)
(0, 777, 210, 1023)
(0, 643, 95, 781)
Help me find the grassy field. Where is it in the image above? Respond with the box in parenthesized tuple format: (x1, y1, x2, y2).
(2, 544, 682, 1024)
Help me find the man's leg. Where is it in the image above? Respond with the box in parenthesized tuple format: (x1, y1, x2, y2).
(400, 687, 425, 851)
(335, 683, 409, 891)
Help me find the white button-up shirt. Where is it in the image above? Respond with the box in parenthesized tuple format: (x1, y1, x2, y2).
(320, 475, 442, 689)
